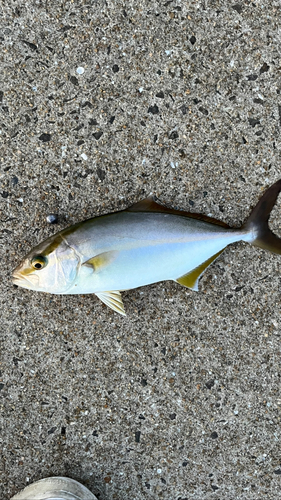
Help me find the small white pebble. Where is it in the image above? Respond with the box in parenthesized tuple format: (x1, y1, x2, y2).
(77, 66, 85, 75)
(165, 50, 171, 55)
(17, 198, 23, 203)
(32, 86, 37, 91)
(81, 153, 88, 160)
(157, 469, 162, 474)
(139, 87, 144, 92)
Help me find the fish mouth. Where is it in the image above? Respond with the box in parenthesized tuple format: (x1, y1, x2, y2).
(11, 271, 38, 290)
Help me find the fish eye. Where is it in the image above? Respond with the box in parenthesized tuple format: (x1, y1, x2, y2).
(31, 255, 48, 270)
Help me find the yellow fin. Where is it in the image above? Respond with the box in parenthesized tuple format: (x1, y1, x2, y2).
(96, 291, 126, 316)
(82, 251, 117, 272)
(175, 249, 225, 291)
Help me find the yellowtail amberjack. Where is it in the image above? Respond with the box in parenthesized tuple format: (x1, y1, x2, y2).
(12, 180, 281, 316)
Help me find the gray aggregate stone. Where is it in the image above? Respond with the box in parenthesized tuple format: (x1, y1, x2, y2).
(1, 1, 281, 499)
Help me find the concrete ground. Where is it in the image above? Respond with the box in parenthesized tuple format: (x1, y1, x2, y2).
(1, 0, 281, 498)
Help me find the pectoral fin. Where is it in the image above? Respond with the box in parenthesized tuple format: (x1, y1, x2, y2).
(175, 249, 225, 291)
(96, 291, 126, 316)
(82, 251, 117, 272)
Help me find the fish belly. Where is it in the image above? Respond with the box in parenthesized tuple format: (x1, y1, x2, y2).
(81, 236, 240, 292)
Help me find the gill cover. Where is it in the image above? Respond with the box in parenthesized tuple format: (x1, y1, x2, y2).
(13, 236, 80, 294)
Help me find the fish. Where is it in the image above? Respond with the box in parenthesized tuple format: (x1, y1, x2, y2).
(12, 180, 281, 316)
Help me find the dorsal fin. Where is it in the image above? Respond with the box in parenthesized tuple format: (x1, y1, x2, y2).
(126, 197, 230, 229)
(126, 196, 168, 213)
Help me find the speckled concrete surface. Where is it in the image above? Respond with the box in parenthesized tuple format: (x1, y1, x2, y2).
(1, 1, 281, 499)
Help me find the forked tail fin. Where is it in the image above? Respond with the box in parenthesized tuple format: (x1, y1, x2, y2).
(242, 179, 281, 254)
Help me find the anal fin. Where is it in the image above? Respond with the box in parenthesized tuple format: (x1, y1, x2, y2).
(95, 291, 126, 316)
(175, 249, 225, 291)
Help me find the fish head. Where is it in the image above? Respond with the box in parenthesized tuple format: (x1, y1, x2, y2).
(12, 232, 80, 294)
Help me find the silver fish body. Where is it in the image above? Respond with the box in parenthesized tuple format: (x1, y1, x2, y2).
(58, 212, 252, 294)
(12, 180, 281, 315)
